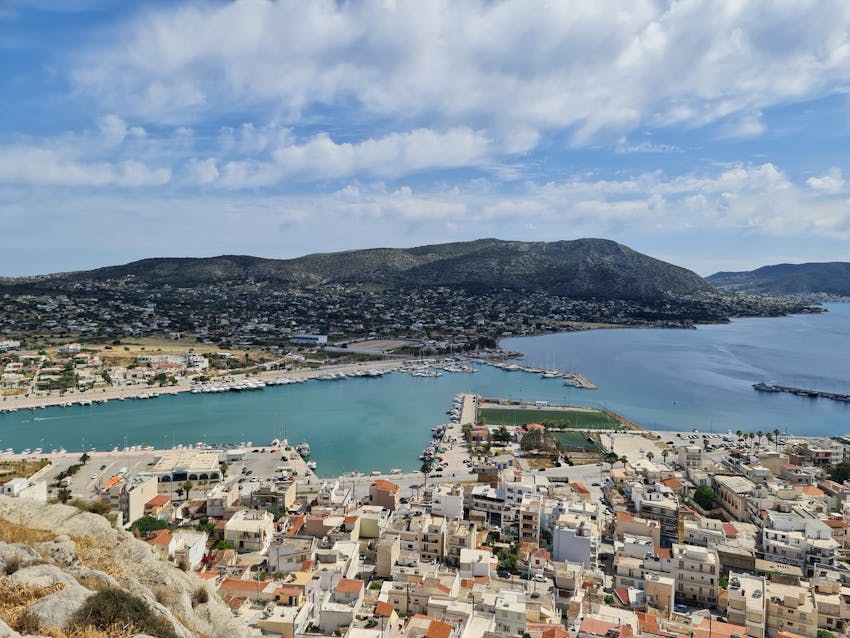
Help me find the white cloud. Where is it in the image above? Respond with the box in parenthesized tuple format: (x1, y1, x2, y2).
(806, 168, 845, 194)
(70, 0, 850, 146)
(218, 127, 497, 187)
(0, 146, 170, 187)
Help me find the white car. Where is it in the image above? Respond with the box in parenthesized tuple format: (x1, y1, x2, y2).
(90, 473, 97, 479)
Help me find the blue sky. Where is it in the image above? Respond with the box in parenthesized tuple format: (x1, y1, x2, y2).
(2, 0, 850, 276)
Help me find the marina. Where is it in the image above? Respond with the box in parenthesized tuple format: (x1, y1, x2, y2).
(2, 305, 850, 476)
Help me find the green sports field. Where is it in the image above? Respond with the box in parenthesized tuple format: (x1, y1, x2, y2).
(477, 406, 619, 429)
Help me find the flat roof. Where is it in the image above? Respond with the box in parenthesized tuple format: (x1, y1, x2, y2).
(151, 449, 221, 474)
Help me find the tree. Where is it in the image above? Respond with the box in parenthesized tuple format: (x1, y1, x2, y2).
(693, 484, 715, 510)
(492, 426, 512, 444)
(756, 431, 763, 446)
(773, 428, 781, 450)
(182, 480, 194, 500)
(735, 429, 743, 439)
(130, 515, 169, 535)
(79, 453, 90, 465)
(827, 460, 850, 485)
(661, 450, 669, 464)
(421, 461, 433, 488)
(57, 487, 72, 503)
(175, 487, 184, 500)
(216, 540, 234, 550)
(646, 452, 654, 462)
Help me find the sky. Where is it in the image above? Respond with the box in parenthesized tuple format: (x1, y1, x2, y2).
(2, 1, 850, 277)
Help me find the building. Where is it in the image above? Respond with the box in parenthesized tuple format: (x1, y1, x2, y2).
(727, 572, 767, 638)
(290, 334, 328, 346)
(552, 513, 596, 567)
(762, 512, 838, 577)
(224, 509, 275, 553)
(1, 478, 47, 502)
(104, 474, 157, 525)
(432, 484, 464, 520)
(149, 449, 223, 483)
(714, 475, 755, 522)
(269, 537, 318, 573)
(765, 580, 818, 638)
(376, 536, 400, 578)
(369, 479, 400, 511)
(0, 340, 21, 351)
(671, 543, 718, 606)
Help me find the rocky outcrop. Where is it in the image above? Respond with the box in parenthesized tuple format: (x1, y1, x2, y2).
(0, 496, 251, 638)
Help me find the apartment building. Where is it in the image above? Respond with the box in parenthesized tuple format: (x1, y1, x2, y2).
(765, 580, 818, 638)
(762, 512, 838, 577)
(431, 484, 464, 520)
(727, 572, 767, 638)
(224, 509, 275, 553)
(671, 543, 718, 606)
(714, 475, 756, 522)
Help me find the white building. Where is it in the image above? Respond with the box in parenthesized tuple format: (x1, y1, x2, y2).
(552, 513, 596, 567)
(1, 478, 47, 502)
(0, 340, 21, 351)
(224, 509, 274, 554)
(431, 484, 464, 520)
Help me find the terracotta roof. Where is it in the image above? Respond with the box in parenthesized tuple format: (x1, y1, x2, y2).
(824, 519, 849, 529)
(661, 477, 682, 490)
(799, 485, 825, 497)
(375, 601, 395, 617)
(527, 623, 569, 638)
(570, 482, 590, 494)
(409, 615, 453, 638)
(653, 547, 672, 559)
(616, 511, 634, 522)
(371, 479, 400, 494)
(145, 529, 173, 546)
(335, 578, 364, 595)
(218, 577, 271, 592)
(580, 617, 622, 637)
(145, 494, 170, 507)
(343, 515, 359, 524)
(692, 617, 748, 638)
(776, 632, 804, 638)
(636, 611, 659, 634)
(614, 587, 630, 605)
(722, 523, 738, 537)
(274, 586, 302, 599)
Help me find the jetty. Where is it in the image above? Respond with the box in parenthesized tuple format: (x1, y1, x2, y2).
(753, 382, 850, 403)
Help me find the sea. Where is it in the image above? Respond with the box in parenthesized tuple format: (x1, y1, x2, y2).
(1, 303, 848, 477)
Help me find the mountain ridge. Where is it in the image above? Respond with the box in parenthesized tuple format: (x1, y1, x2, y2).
(707, 262, 850, 296)
(3, 238, 713, 301)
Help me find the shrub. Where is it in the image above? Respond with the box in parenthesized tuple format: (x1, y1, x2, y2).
(4, 554, 21, 575)
(130, 515, 169, 535)
(71, 588, 179, 638)
(15, 609, 41, 635)
(191, 586, 209, 607)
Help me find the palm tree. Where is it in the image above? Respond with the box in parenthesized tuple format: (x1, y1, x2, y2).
(773, 428, 781, 451)
(757, 431, 763, 446)
(620, 455, 628, 468)
(735, 429, 743, 439)
(646, 452, 655, 462)
(661, 449, 669, 465)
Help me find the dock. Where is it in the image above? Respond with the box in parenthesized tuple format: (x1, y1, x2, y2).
(753, 382, 850, 403)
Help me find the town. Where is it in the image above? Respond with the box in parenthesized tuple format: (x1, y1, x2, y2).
(0, 278, 815, 356)
(3, 392, 850, 638)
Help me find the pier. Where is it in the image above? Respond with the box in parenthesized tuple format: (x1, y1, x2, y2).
(753, 382, 850, 403)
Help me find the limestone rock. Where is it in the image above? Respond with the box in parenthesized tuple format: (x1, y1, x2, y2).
(9, 564, 79, 588)
(0, 617, 22, 638)
(25, 583, 92, 630)
(0, 496, 252, 638)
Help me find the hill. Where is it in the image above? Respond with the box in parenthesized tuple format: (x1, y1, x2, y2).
(0, 495, 251, 637)
(707, 262, 850, 296)
(12, 238, 712, 300)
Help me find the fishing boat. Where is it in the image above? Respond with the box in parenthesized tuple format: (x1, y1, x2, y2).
(296, 442, 311, 457)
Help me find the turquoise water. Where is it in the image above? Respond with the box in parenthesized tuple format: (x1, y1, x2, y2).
(1, 303, 849, 475)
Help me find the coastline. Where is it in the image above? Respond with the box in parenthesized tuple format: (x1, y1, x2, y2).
(0, 358, 403, 412)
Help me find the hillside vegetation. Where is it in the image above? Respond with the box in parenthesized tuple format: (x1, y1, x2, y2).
(10, 238, 712, 301)
(708, 262, 850, 296)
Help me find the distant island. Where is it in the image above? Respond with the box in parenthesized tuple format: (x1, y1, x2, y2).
(0, 238, 820, 354)
(708, 261, 850, 297)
